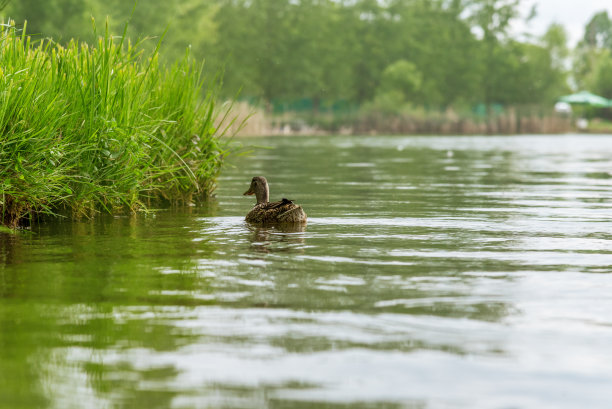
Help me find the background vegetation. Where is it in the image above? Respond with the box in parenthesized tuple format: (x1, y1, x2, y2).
(3, 0, 612, 115)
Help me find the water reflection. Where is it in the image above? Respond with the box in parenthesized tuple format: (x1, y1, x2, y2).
(0, 233, 21, 266)
(247, 223, 306, 254)
(1, 135, 612, 409)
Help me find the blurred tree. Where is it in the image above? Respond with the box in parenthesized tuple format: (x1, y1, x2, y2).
(378, 60, 422, 101)
(98, 0, 218, 63)
(4, 0, 98, 41)
(512, 41, 569, 103)
(396, 0, 482, 107)
(214, 0, 357, 110)
(573, 46, 607, 91)
(587, 51, 612, 98)
(213, 0, 293, 104)
(280, 0, 354, 110)
(466, 0, 521, 41)
(542, 23, 569, 70)
(342, 0, 396, 103)
(0, 0, 572, 114)
(583, 11, 612, 50)
(536, 23, 570, 100)
(464, 0, 523, 110)
(574, 11, 612, 93)
(3, 0, 217, 64)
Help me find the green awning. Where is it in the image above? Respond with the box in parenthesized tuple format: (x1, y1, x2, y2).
(558, 91, 611, 107)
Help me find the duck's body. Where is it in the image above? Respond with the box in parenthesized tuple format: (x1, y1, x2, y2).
(244, 177, 307, 224)
(246, 198, 307, 223)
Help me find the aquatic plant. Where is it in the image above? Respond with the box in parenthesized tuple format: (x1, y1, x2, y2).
(0, 20, 236, 228)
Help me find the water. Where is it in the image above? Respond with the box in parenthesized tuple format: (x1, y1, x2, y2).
(1, 134, 612, 409)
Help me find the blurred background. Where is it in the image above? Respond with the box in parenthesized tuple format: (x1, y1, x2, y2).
(2, 3, 612, 409)
(3, 0, 612, 134)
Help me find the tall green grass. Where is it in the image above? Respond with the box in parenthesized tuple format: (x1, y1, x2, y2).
(0, 20, 236, 228)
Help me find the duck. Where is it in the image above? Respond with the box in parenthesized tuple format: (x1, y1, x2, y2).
(243, 176, 307, 224)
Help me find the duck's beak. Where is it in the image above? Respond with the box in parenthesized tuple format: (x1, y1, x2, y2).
(243, 185, 255, 195)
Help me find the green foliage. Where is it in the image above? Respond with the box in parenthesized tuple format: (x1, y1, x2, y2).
(584, 11, 612, 50)
(212, 0, 355, 105)
(3, 0, 219, 64)
(367, 90, 408, 115)
(211, 0, 566, 108)
(543, 23, 570, 69)
(378, 60, 422, 102)
(0, 20, 232, 227)
(575, 11, 612, 99)
(367, 60, 423, 113)
(466, 0, 520, 40)
(1, 0, 576, 112)
(588, 51, 612, 98)
(3, 0, 98, 41)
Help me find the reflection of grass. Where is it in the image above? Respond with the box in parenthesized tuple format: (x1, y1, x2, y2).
(0, 213, 219, 409)
(0, 20, 234, 228)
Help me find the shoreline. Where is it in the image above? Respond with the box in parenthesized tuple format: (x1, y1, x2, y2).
(224, 102, 577, 137)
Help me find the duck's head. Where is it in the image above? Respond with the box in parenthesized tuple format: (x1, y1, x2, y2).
(243, 176, 269, 204)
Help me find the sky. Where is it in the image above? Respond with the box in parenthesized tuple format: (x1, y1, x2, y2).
(520, 0, 612, 45)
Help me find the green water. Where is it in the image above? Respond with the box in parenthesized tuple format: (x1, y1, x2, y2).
(1, 134, 612, 409)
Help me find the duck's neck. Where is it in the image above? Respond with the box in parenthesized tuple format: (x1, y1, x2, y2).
(256, 184, 269, 204)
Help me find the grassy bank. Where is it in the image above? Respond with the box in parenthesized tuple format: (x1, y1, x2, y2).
(0, 20, 234, 228)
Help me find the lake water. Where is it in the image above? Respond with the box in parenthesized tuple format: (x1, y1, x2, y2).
(1, 134, 612, 409)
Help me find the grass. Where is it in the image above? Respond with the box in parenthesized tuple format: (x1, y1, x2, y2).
(586, 117, 612, 133)
(0, 19, 237, 228)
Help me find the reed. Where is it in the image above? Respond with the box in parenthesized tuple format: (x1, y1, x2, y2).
(347, 108, 572, 135)
(237, 105, 572, 136)
(0, 20, 235, 228)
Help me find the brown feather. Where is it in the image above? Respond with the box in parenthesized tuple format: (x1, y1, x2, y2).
(244, 178, 307, 224)
(246, 200, 307, 224)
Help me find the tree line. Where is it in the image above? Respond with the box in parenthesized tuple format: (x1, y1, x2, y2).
(2, 0, 612, 112)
